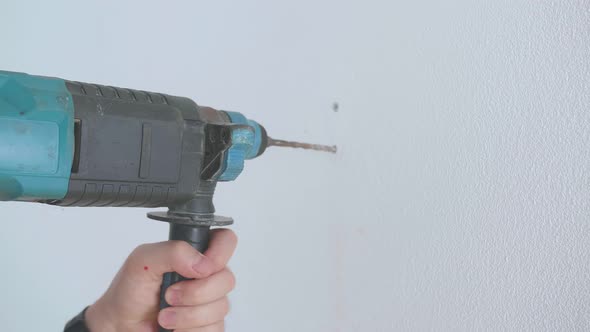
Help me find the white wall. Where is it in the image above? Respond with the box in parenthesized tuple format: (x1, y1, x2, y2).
(1, 1, 589, 331)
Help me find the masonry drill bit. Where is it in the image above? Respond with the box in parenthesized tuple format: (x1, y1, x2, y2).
(267, 137, 337, 153)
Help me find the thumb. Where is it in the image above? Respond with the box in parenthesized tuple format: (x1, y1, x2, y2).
(128, 241, 218, 280)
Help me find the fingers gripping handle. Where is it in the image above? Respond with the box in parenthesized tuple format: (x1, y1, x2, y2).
(159, 224, 210, 332)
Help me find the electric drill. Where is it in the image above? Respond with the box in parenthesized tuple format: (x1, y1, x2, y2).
(0, 70, 335, 331)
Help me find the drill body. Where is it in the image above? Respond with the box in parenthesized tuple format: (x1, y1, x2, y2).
(0, 70, 268, 332)
(0, 71, 266, 208)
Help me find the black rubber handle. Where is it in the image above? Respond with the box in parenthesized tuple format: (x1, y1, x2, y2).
(159, 224, 210, 332)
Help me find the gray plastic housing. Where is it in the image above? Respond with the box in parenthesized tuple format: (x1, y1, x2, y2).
(51, 81, 230, 215)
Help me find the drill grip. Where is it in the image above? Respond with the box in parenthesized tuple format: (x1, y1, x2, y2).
(159, 224, 210, 332)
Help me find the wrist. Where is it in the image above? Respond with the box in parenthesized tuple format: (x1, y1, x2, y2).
(85, 299, 117, 332)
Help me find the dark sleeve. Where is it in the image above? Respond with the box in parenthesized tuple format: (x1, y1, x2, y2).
(64, 307, 90, 332)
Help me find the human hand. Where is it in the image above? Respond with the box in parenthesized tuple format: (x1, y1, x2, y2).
(85, 229, 237, 331)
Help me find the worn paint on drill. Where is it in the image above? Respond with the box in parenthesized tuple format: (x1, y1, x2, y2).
(219, 126, 255, 181)
(225, 111, 262, 159)
(0, 71, 74, 200)
(218, 111, 260, 181)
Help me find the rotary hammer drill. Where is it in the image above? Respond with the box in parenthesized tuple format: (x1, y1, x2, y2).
(0, 70, 335, 331)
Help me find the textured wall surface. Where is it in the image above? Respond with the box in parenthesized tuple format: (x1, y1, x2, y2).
(0, 1, 589, 331)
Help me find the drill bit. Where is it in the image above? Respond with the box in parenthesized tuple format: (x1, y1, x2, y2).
(267, 137, 337, 153)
